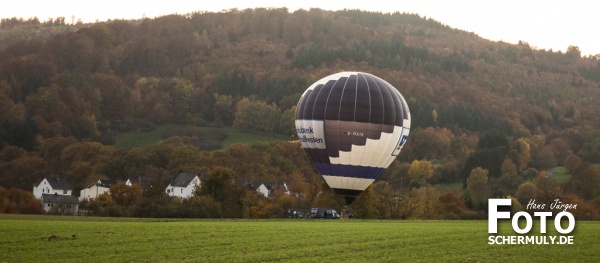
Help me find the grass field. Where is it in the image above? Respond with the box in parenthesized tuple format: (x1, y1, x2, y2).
(114, 125, 288, 149)
(547, 167, 570, 183)
(1, 215, 598, 262)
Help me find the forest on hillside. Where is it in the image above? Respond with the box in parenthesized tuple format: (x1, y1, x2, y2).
(0, 9, 599, 219)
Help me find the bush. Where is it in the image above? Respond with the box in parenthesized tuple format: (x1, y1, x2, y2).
(0, 187, 44, 214)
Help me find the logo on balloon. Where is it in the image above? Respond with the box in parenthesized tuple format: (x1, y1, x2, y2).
(299, 136, 324, 144)
(295, 120, 326, 149)
(399, 134, 408, 146)
(296, 127, 314, 134)
(392, 128, 410, 156)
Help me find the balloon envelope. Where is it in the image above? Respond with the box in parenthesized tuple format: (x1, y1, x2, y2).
(295, 72, 411, 204)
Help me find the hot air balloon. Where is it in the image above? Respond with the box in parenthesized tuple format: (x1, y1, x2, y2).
(295, 72, 411, 205)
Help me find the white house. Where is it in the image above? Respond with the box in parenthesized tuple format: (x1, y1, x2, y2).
(33, 178, 73, 199)
(79, 180, 116, 201)
(41, 193, 79, 215)
(255, 183, 271, 198)
(165, 173, 201, 199)
(246, 181, 290, 198)
(79, 178, 152, 201)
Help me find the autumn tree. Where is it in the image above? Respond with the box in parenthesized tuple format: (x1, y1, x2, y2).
(36, 136, 78, 173)
(492, 158, 523, 197)
(278, 106, 297, 136)
(547, 138, 572, 166)
(213, 93, 234, 126)
(564, 153, 582, 173)
(109, 183, 143, 207)
(500, 158, 517, 177)
(233, 97, 281, 133)
(463, 131, 509, 181)
(350, 185, 377, 219)
(466, 167, 490, 209)
(248, 194, 276, 218)
(0, 146, 48, 189)
(86, 192, 113, 215)
(408, 159, 434, 187)
(91, 73, 136, 124)
(401, 127, 452, 161)
(533, 145, 558, 169)
(198, 167, 245, 217)
(534, 172, 563, 205)
(288, 169, 311, 208)
(438, 191, 467, 219)
(395, 186, 442, 219)
(311, 181, 343, 209)
(168, 78, 195, 123)
(578, 138, 600, 163)
(411, 187, 442, 219)
(59, 142, 115, 188)
(515, 182, 539, 206)
(134, 77, 173, 123)
(210, 144, 271, 180)
(560, 193, 599, 220)
(565, 45, 581, 61)
(371, 182, 401, 219)
(0, 118, 38, 151)
(569, 163, 600, 200)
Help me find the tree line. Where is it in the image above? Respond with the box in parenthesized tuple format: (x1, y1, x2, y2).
(0, 8, 599, 219)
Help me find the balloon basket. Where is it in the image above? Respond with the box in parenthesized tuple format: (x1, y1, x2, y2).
(341, 206, 352, 219)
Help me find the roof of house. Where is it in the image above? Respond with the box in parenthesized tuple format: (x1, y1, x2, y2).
(46, 178, 73, 190)
(42, 193, 79, 204)
(169, 173, 199, 187)
(127, 177, 152, 189)
(85, 179, 116, 189)
(98, 179, 117, 188)
(244, 180, 278, 190)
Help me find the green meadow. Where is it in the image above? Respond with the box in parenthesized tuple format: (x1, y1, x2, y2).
(1, 215, 598, 262)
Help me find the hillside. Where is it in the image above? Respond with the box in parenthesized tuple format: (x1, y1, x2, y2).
(2, 9, 600, 140)
(1, 9, 599, 219)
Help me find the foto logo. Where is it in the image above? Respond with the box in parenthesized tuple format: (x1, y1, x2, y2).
(488, 198, 575, 245)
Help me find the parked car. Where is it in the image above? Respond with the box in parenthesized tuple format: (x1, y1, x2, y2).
(287, 208, 310, 219)
(310, 208, 340, 219)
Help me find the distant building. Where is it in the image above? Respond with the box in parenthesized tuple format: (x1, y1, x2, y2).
(33, 178, 73, 199)
(41, 193, 79, 215)
(125, 177, 152, 190)
(165, 173, 201, 199)
(32, 178, 78, 215)
(244, 181, 290, 198)
(79, 180, 116, 202)
(80, 178, 152, 201)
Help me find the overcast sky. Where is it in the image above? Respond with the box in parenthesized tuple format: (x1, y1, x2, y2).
(2, 0, 599, 56)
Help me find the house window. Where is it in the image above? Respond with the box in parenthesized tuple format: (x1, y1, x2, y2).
(63, 189, 67, 194)
(181, 189, 184, 193)
(166, 189, 170, 193)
